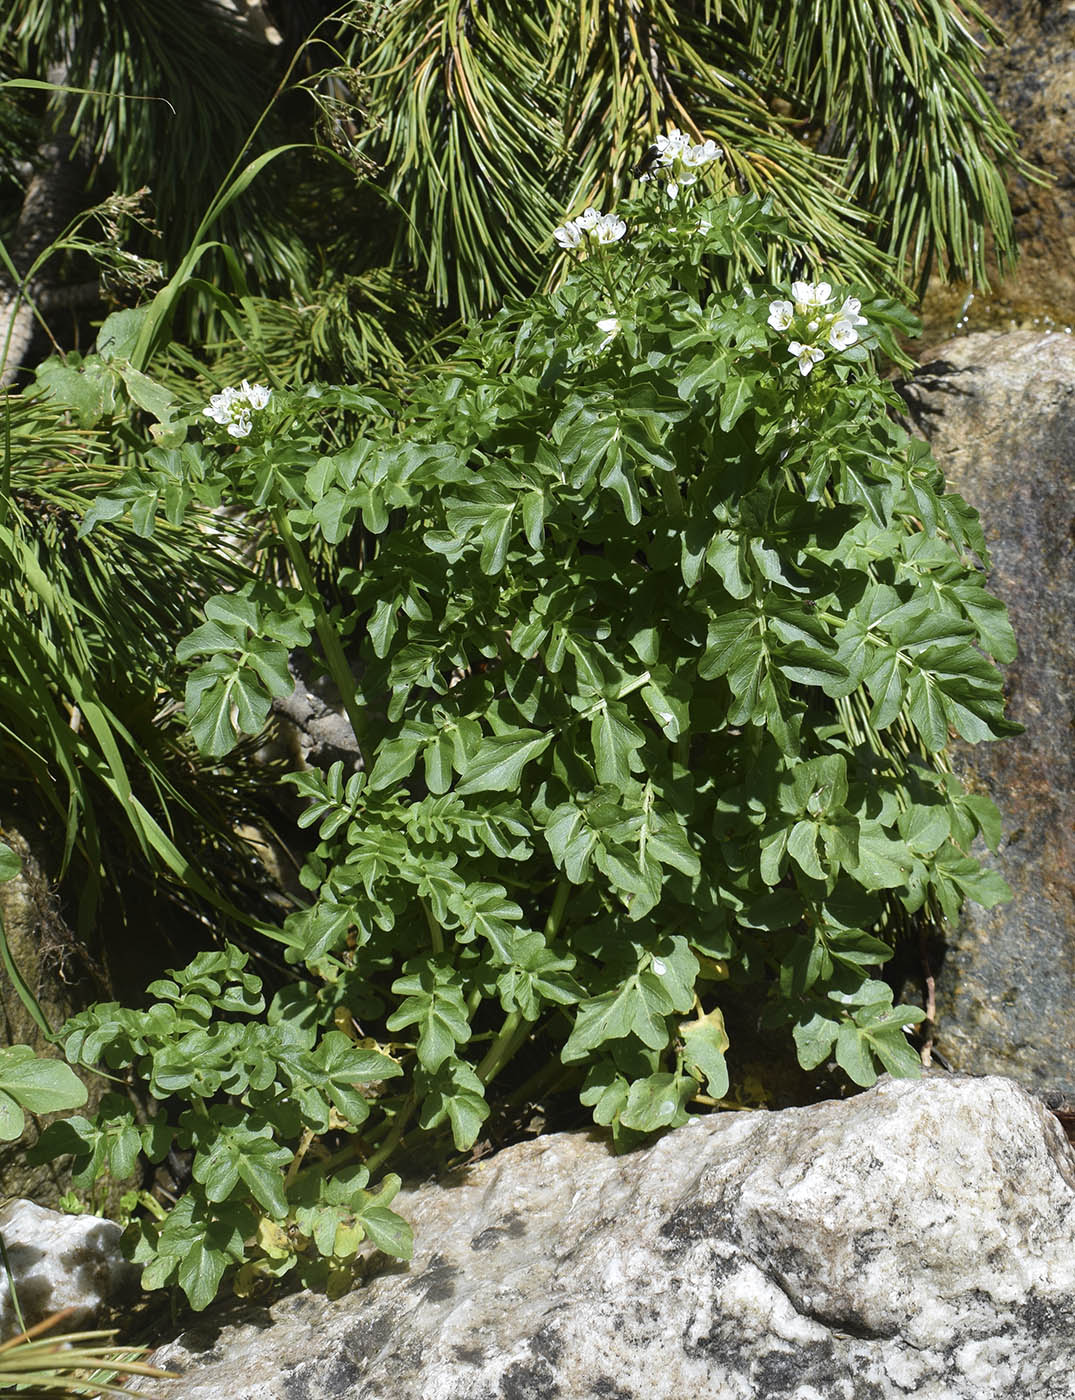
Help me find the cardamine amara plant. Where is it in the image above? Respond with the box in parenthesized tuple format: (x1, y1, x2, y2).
(46, 149, 1017, 1308)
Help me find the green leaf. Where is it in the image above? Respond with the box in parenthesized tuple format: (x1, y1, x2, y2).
(118, 365, 175, 424)
(787, 820, 825, 880)
(0, 1092, 22, 1141)
(480, 504, 515, 574)
(793, 1012, 839, 1071)
(590, 702, 645, 789)
(719, 375, 753, 432)
(416, 1057, 489, 1151)
(314, 1030, 401, 1122)
(359, 1201, 414, 1260)
(368, 722, 435, 791)
(96, 307, 149, 361)
(387, 961, 471, 1072)
(618, 1071, 690, 1133)
(0, 1048, 87, 1138)
(35, 356, 117, 427)
(562, 960, 683, 1062)
(178, 1238, 230, 1313)
(0, 842, 20, 883)
(851, 828, 913, 890)
(681, 1009, 730, 1099)
(457, 730, 552, 794)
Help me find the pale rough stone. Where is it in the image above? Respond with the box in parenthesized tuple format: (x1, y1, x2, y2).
(0, 1199, 141, 1338)
(141, 1075, 1075, 1400)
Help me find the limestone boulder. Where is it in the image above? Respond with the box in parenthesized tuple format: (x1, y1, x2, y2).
(141, 1075, 1075, 1400)
(903, 331, 1075, 1101)
(0, 1199, 141, 1338)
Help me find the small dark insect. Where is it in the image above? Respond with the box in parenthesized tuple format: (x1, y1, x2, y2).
(630, 145, 661, 179)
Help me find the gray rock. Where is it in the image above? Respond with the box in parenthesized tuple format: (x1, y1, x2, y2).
(0, 1198, 141, 1338)
(904, 332, 1075, 1100)
(141, 1075, 1075, 1399)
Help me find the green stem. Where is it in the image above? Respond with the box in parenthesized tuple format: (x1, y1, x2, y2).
(363, 1093, 417, 1178)
(660, 470, 686, 520)
(503, 1048, 576, 1110)
(476, 1010, 533, 1087)
(273, 506, 370, 766)
(284, 1127, 315, 1192)
(420, 898, 444, 956)
(1, 392, 10, 526)
(476, 877, 570, 1089)
(0, 909, 55, 1042)
(543, 877, 570, 942)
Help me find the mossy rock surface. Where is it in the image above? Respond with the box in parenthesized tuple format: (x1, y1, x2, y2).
(0, 816, 114, 1208)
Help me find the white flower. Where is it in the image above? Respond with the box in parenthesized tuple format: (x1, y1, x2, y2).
(554, 206, 625, 251)
(788, 341, 825, 376)
(684, 138, 720, 169)
(596, 315, 621, 348)
(791, 280, 834, 314)
(241, 379, 271, 410)
(643, 128, 720, 196)
(204, 380, 271, 436)
(828, 318, 859, 350)
(768, 299, 794, 331)
(837, 296, 868, 327)
(654, 129, 692, 163)
(590, 211, 626, 244)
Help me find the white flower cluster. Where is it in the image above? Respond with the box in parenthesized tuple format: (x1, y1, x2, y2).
(554, 207, 627, 252)
(203, 380, 271, 438)
(642, 127, 721, 198)
(768, 281, 867, 376)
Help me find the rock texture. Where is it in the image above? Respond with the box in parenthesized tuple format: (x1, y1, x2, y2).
(904, 332, 1075, 1100)
(918, 0, 1075, 340)
(0, 1199, 141, 1338)
(141, 1075, 1075, 1400)
(0, 816, 110, 1205)
(980, 0, 1075, 326)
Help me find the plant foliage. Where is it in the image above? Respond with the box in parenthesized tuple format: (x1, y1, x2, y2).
(32, 943, 412, 1311)
(48, 174, 1018, 1309)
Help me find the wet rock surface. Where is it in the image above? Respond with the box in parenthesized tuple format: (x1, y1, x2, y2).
(904, 331, 1075, 1099)
(141, 1076, 1075, 1400)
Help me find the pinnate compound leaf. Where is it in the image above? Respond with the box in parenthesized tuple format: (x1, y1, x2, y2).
(387, 961, 471, 1071)
(562, 949, 693, 1063)
(416, 1056, 489, 1151)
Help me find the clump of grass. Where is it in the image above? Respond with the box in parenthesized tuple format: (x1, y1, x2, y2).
(0, 1307, 176, 1398)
